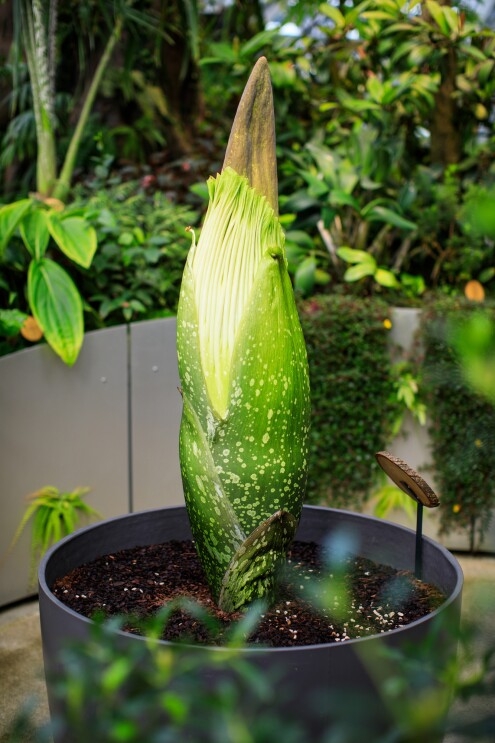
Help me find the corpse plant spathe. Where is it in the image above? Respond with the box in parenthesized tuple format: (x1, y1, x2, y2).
(177, 58, 311, 612)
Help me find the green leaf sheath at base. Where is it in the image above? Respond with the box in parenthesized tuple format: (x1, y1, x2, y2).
(177, 168, 311, 610)
(28, 258, 84, 365)
(219, 510, 297, 613)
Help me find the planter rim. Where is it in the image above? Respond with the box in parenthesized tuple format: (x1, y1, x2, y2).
(38, 504, 463, 653)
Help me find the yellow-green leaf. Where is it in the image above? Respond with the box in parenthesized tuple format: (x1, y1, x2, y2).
(19, 208, 50, 259)
(47, 214, 97, 268)
(28, 258, 84, 365)
(0, 199, 32, 254)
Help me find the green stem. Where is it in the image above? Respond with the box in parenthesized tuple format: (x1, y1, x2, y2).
(21, 0, 57, 196)
(53, 16, 124, 201)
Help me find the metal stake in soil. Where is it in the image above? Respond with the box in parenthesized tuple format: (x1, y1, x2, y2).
(375, 452, 440, 580)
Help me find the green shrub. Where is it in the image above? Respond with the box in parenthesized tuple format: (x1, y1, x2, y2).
(274, 0, 495, 297)
(420, 297, 495, 548)
(72, 180, 199, 328)
(299, 294, 398, 508)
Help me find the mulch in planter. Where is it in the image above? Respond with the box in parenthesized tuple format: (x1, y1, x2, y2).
(52, 540, 445, 648)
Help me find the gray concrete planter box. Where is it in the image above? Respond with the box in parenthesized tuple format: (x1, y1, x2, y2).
(0, 318, 183, 607)
(38, 505, 463, 742)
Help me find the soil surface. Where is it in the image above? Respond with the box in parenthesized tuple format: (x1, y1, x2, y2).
(53, 540, 445, 648)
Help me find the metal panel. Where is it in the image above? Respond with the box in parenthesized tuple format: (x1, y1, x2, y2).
(0, 326, 129, 606)
(129, 318, 184, 512)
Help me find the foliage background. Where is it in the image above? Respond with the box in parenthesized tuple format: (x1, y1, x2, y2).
(419, 297, 495, 547)
(1, 0, 495, 540)
(299, 294, 398, 508)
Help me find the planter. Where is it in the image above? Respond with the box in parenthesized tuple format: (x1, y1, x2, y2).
(39, 505, 463, 742)
(0, 317, 183, 608)
(1, 309, 492, 609)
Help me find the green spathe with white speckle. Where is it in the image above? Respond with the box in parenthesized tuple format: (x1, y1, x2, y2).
(189, 167, 285, 419)
(176, 58, 311, 612)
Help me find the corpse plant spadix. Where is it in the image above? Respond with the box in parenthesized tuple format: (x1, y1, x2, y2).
(177, 58, 311, 612)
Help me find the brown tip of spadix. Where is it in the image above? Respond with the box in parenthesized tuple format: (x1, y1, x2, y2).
(222, 57, 278, 214)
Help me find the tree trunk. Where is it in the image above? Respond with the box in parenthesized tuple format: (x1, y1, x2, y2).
(159, 29, 204, 157)
(156, 0, 204, 159)
(430, 46, 461, 166)
(424, 0, 462, 167)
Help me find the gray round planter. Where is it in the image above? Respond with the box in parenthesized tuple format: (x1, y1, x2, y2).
(38, 505, 463, 741)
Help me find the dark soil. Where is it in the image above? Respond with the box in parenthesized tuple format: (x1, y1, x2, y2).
(52, 540, 445, 648)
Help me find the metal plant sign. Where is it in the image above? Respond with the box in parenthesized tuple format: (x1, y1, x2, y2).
(177, 58, 311, 612)
(375, 451, 440, 578)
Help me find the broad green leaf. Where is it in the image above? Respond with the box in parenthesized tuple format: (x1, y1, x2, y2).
(384, 22, 417, 34)
(285, 230, 315, 250)
(19, 208, 50, 259)
(456, 74, 474, 93)
(364, 205, 417, 231)
(375, 0, 404, 10)
(102, 658, 134, 694)
(337, 246, 375, 265)
(315, 268, 331, 285)
(362, 10, 397, 21)
(282, 190, 320, 213)
(0, 199, 32, 254)
(391, 40, 417, 64)
(295, 255, 316, 294)
(344, 262, 376, 281)
(306, 142, 339, 182)
(475, 103, 489, 121)
(0, 309, 28, 336)
(240, 29, 279, 58)
(345, 0, 373, 26)
(304, 172, 330, 198)
(426, 0, 452, 35)
(330, 190, 360, 209)
(477, 60, 495, 86)
(442, 5, 460, 33)
(375, 267, 400, 288)
(408, 44, 433, 66)
(47, 214, 97, 268)
(338, 96, 381, 113)
(459, 43, 488, 63)
(319, 3, 345, 27)
(366, 76, 384, 103)
(27, 258, 84, 365)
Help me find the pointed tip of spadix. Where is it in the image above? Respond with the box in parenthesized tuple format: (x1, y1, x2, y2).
(222, 57, 278, 214)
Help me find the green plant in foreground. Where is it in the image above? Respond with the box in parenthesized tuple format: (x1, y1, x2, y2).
(5, 486, 100, 582)
(177, 58, 311, 612)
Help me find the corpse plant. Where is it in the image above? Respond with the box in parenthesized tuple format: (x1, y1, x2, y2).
(177, 58, 311, 612)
